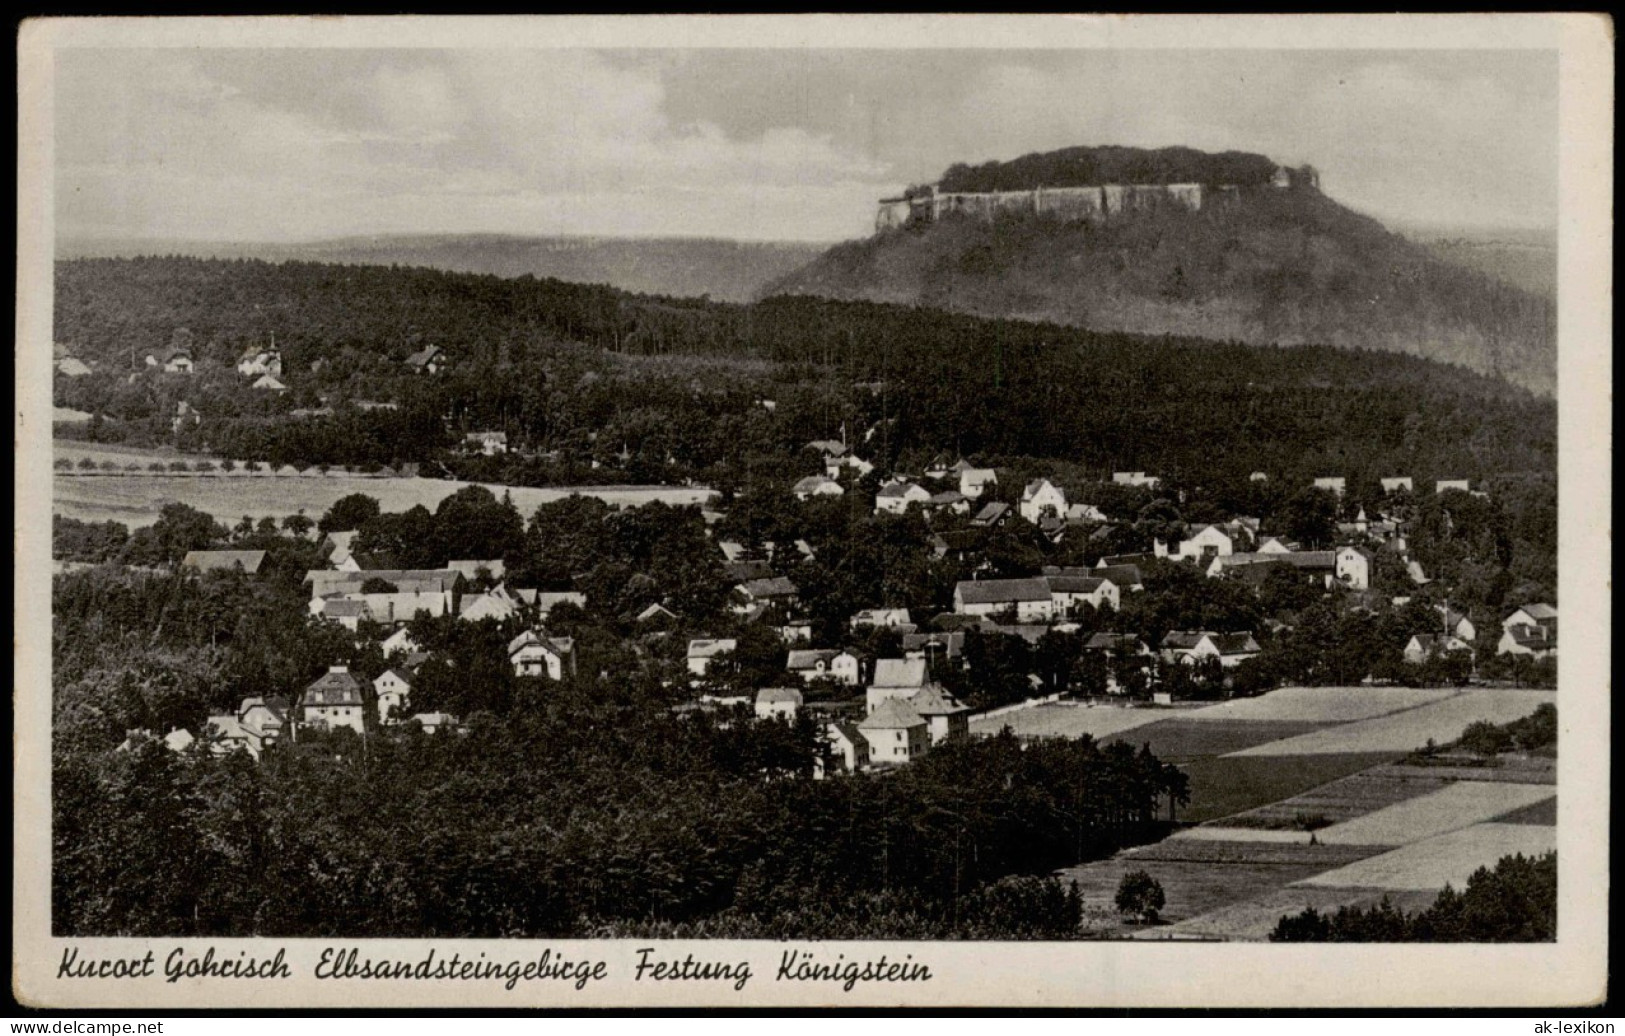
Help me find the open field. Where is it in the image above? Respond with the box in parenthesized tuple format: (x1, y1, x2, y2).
(1494, 797, 1558, 826)
(968, 701, 1168, 741)
(54, 440, 224, 465)
(1154, 886, 1441, 941)
(1313, 781, 1554, 846)
(1173, 752, 1401, 824)
(1218, 768, 1455, 830)
(1184, 686, 1459, 724)
(1103, 718, 1331, 760)
(1063, 839, 1380, 935)
(54, 472, 716, 527)
(1228, 689, 1556, 757)
(1296, 822, 1555, 891)
(1375, 756, 1557, 784)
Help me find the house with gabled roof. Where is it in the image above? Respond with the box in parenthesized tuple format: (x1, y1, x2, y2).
(954, 578, 1055, 622)
(1084, 632, 1153, 656)
(859, 697, 929, 766)
(969, 501, 1011, 528)
(373, 667, 415, 724)
(874, 481, 932, 515)
(687, 638, 737, 677)
(1498, 624, 1556, 660)
(907, 684, 971, 744)
(1335, 545, 1375, 590)
(852, 607, 912, 629)
(733, 576, 799, 615)
(959, 467, 998, 499)
(315, 597, 374, 631)
(1045, 573, 1118, 613)
(1313, 476, 1347, 497)
(821, 719, 871, 775)
(902, 631, 965, 662)
(508, 629, 576, 681)
(181, 549, 267, 575)
(302, 666, 366, 735)
(867, 657, 930, 712)
(1187, 632, 1262, 668)
(1381, 477, 1414, 493)
(1434, 604, 1476, 642)
(1019, 479, 1068, 523)
(793, 474, 845, 500)
(1403, 634, 1472, 664)
(755, 687, 803, 722)
(404, 345, 446, 375)
(1503, 603, 1557, 632)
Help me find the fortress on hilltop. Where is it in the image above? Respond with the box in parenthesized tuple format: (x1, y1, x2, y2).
(876, 163, 1320, 233)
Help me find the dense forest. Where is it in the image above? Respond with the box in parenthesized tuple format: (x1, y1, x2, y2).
(56, 257, 1556, 485)
(928, 145, 1284, 193)
(1270, 852, 1556, 942)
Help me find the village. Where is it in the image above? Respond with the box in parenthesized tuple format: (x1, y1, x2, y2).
(126, 429, 1557, 780)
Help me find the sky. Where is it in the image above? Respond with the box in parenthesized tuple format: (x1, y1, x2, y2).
(54, 47, 1559, 243)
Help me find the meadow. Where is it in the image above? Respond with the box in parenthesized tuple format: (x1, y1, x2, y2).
(53, 470, 716, 527)
(967, 700, 1173, 741)
(1229, 689, 1557, 757)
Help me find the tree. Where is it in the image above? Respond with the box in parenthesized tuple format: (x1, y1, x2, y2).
(319, 493, 382, 535)
(1115, 869, 1166, 924)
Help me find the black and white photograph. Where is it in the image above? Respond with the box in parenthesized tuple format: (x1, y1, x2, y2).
(13, 14, 1611, 1010)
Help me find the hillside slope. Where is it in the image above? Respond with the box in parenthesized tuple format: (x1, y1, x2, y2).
(57, 234, 830, 304)
(765, 186, 1555, 395)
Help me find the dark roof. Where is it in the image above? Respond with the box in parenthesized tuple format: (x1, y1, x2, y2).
(181, 550, 266, 574)
(859, 697, 926, 730)
(956, 577, 1051, 605)
(1207, 632, 1261, 655)
(1093, 564, 1145, 588)
(1045, 575, 1104, 594)
(303, 668, 362, 706)
(740, 576, 798, 598)
(724, 560, 774, 582)
(1085, 632, 1146, 652)
(1161, 630, 1207, 650)
(970, 501, 1010, 524)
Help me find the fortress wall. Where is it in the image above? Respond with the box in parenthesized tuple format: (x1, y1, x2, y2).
(877, 182, 1208, 232)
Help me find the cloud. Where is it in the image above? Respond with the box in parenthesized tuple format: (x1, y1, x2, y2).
(53, 47, 1556, 242)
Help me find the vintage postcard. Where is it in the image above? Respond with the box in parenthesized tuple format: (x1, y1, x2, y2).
(13, 13, 1612, 1010)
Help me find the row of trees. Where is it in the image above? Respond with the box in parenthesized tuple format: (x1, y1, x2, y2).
(1270, 852, 1556, 942)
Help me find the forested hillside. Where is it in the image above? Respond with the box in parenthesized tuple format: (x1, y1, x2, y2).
(768, 166, 1556, 395)
(59, 235, 829, 304)
(55, 257, 1555, 485)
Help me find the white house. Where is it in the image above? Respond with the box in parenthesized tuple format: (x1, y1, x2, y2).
(252, 374, 287, 393)
(907, 684, 971, 744)
(829, 650, 863, 686)
(1257, 536, 1296, 555)
(373, 667, 415, 724)
(687, 638, 737, 677)
(866, 658, 930, 712)
(1335, 545, 1375, 590)
(786, 649, 840, 684)
(237, 347, 282, 378)
(465, 431, 509, 456)
(56, 356, 93, 377)
(1436, 479, 1472, 494)
(314, 597, 373, 631)
(1403, 634, 1472, 664)
(822, 720, 871, 775)
(301, 666, 367, 736)
(859, 697, 930, 766)
(1381, 477, 1414, 493)
(1183, 632, 1262, 668)
(508, 630, 575, 681)
(1171, 524, 1235, 562)
(852, 607, 912, 629)
(1045, 574, 1118, 614)
(959, 468, 998, 499)
(1019, 479, 1068, 523)
(1498, 625, 1556, 660)
(1112, 471, 1160, 488)
(874, 481, 932, 515)
(755, 687, 803, 722)
(1435, 605, 1477, 642)
(793, 475, 845, 500)
(1503, 603, 1557, 633)
(382, 626, 422, 657)
(1066, 502, 1108, 524)
(953, 578, 1055, 622)
(1313, 477, 1347, 497)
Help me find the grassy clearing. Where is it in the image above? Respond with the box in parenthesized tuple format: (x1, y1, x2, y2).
(1184, 686, 1459, 724)
(1218, 769, 1453, 831)
(1103, 718, 1331, 761)
(1314, 781, 1554, 846)
(1157, 886, 1440, 941)
(54, 472, 715, 527)
(969, 701, 1167, 741)
(1174, 752, 1401, 824)
(1063, 840, 1381, 935)
(1296, 822, 1556, 892)
(1494, 797, 1557, 826)
(1228, 689, 1557, 757)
